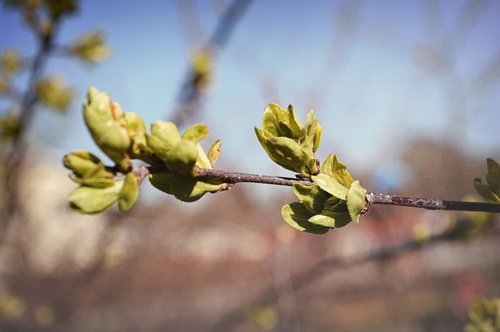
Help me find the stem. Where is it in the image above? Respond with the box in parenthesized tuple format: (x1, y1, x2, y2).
(137, 165, 500, 214)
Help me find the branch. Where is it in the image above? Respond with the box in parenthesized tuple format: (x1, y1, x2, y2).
(208, 228, 455, 332)
(135, 165, 500, 214)
(171, 0, 254, 126)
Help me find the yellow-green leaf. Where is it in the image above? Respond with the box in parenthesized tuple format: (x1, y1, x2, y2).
(182, 124, 209, 143)
(146, 121, 181, 162)
(36, 76, 74, 112)
(346, 180, 365, 223)
(312, 173, 349, 200)
(83, 87, 131, 169)
(474, 178, 500, 203)
(69, 181, 122, 214)
(281, 202, 329, 234)
(292, 183, 329, 214)
(165, 140, 198, 174)
(118, 173, 139, 212)
(207, 139, 222, 168)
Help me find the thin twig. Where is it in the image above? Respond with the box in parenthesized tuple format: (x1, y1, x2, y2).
(136, 165, 500, 213)
(171, 0, 254, 126)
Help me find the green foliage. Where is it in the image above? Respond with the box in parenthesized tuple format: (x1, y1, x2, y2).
(0, 48, 22, 77)
(35, 75, 74, 112)
(464, 297, 500, 332)
(65, 87, 227, 212)
(281, 154, 365, 234)
(255, 103, 321, 177)
(474, 158, 500, 203)
(0, 114, 21, 141)
(70, 31, 110, 63)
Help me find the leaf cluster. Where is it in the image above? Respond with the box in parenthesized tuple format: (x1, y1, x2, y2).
(255, 104, 366, 234)
(64, 87, 226, 213)
(465, 297, 500, 332)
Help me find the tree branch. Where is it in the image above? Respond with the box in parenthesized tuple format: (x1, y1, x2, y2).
(135, 165, 500, 214)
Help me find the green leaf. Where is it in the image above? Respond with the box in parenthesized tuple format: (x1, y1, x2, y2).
(346, 180, 366, 223)
(287, 104, 303, 139)
(146, 121, 181, 162)
(207, 139, 222, 168)
(486, 158, 500, 194)
(69, 174, 115, 188)
(164, 139, 198, 174)
(474, 178, 500, 203)
(118, 173, 139, 212)
(308, 214, 336, 228)
(281, 203, 329, 234)
(69, 181, 122, 214)
(262, 103, 291, 137)
(292, 183, 329, 214)
(182, 124, 209, 143)
(149, 173, 224, 202)
(312, 173, 349, 200)
(312, 121, 322, 153)
(83, 87, 131, 169)
(255, 127, 310, 176)
(195, 143, 212, 169)
(320, 198, 352, 228)
(63, 151, 102, 177)
(321, 154, 353, 187)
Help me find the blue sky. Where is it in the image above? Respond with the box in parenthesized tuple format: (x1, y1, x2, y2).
(1, 0, 499, 194)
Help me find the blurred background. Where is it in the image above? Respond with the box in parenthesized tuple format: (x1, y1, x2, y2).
(0, 0, 499, 331)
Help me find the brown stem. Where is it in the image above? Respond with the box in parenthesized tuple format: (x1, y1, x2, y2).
(136, 165, 500, 214)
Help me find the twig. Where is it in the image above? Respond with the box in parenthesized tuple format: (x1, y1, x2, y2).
(171, 0, 254, 126)
(0, 25, 59, 246)
(208, 229, 454, 332)
(135, 165, 500, 214)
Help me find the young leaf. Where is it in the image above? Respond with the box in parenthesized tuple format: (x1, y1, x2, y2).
(207, 139, 222, 168)
(118, 173, 139, 212)
(474, 178, 500, 203)
(69, 181, 122, 214)
(281, 203, 329, 234)
(164, 139, 198, 174)
(346, 180, 366, 223)
(486, 158, 500, 194)
(312, 173, 349, 200)
(83, 87, 131, 169)
(182, 124, 209, 143)
(146, 121, 181, 162)
(292, 183, 329, 214)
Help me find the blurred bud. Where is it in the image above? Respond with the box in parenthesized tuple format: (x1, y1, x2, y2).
(0, 48, 23, 77)
(0, 293, 26, 321)
(35, 75, 74, 112)
(70, 31, 110, 63)
(191, 50, 213, 92)
(34, 305, 55, 327)
(0, 114, 21, 141)
(43, 0, 77, 18)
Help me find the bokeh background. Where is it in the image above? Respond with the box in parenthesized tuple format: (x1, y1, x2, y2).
(0, 0, 499, 331)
